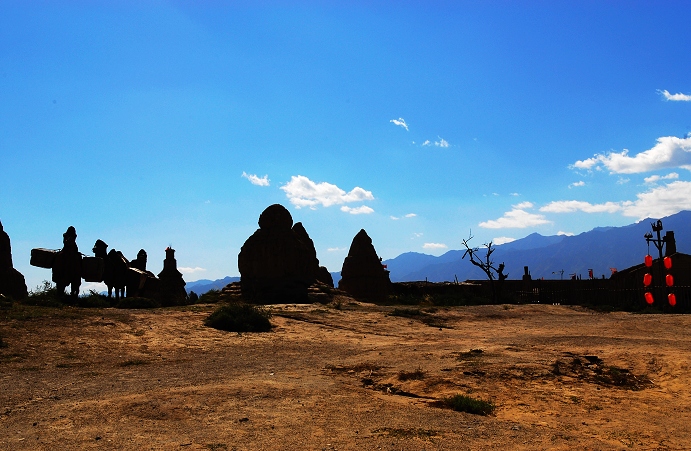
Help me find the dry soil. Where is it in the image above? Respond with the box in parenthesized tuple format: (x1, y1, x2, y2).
(1, 299, 690, 450)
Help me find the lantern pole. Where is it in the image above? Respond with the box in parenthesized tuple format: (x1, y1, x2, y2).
(644, 220, 668, 308)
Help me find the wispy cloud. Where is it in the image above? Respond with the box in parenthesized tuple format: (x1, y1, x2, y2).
(493, 237, 516, 245)
(513, 201, 534, 209)
(179, 266, 207, 274)
(241, 172, 270, 186)
(557, 231, 575, 236)
(391, 213, 416, 220)
(340, 205, 374, 215)
(281, 175, 374, 209)
(412, 232, 423, 238)
(540, 200, 623, 214)
(327, 247, 346, 252)
(390, 117, 409, 131)
(436, 137, 449, 148)
(644, 172, 679, 184)
(658, 89, 691, 101)
(423, 242, 448, 249)
(571, 136, 691, 174)
(539, 180, 691, 220)
(421, 137, 450, 148)
(569, 181, 585, 188)
(510, 192, 520, 197)
(479, 202, 551, 229)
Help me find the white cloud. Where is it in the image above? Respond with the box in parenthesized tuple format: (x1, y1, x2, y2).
(405, 213, 417, 218)
(621, 180, 691, 219)
(281, 175, 374, 209)
(571, 136, 691, 174)
(390, 216, 399, 220)
(412, 232, 423, 238)
(340, 205, 374, 215)
(644, 172, 679, 184)
(327, 247, 346, 252)
(179, 266, 207, 274)
(617, 177, 630, 185)
(569, 181, 585, 188)
(540, 200, 623, 214)
(435, 137, 449, 148)
(493, 237, 516, 245)
(659, 89, 691, 101)
(539, 180, 691, 220)
(422, 137, 450, 147)
(241, 172, 270, 186)
(479, 203, 551, 229)
(557, 231, 575, 236)
(513, 201, 534, 209)
(510, 192, 520, 197)
(390, 117, 409, 131)
(423, 242, 448, 249)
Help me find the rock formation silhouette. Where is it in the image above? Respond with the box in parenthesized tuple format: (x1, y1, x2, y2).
(129, 249, 148, 271)
(126, 249, 160, 298)
(238, 204, 329, 304)
(157, 247, 187, 306)
(92, 240, 129, 300)
(52, 226, 82, 296)
(291, 221, 335, 287)
(0, 221, 28, 299)
(339, 229, 391, 302)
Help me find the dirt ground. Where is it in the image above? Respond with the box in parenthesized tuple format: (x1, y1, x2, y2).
(1, 299, 690, 450)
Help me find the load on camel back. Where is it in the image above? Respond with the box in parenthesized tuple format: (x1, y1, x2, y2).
(30, 226, 186, 305)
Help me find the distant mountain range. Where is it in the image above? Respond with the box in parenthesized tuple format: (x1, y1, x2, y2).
(185, 211, 691, 294)
(383, 210, 691, 282)
(185, 276, 240, 295)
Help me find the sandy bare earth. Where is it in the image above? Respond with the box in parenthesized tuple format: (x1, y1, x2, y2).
(1, 299, 690, 450)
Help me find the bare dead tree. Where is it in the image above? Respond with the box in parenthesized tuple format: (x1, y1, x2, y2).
(461, 231, 506, 303)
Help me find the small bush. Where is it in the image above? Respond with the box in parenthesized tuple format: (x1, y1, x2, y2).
(24, 281, 65, 307)
(78, 290, 110, 308)
(115, 297, 160, 309)
(205, 303, 272, 333)
(188, 291, 199, 304)
(443, 394, 495, 416)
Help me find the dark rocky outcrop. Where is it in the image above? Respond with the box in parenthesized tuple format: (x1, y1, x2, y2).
(291, 221, 335, 287)
(0, 221, 28, 300)
(157, 247, 187, 306)
(238, 204, 331, 304)
(339, 229, 391, 302)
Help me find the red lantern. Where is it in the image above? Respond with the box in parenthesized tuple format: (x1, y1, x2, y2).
(666, 274, 674, 287)
(668, 293, 677, 306)
(645, 292, 654, 305)
(664, 256, 672, 269)
(643, 273, 652, 287)
(645, 255, 653, 267)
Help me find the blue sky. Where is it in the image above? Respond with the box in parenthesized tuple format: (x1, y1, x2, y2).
(2, 1, 691, 292)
